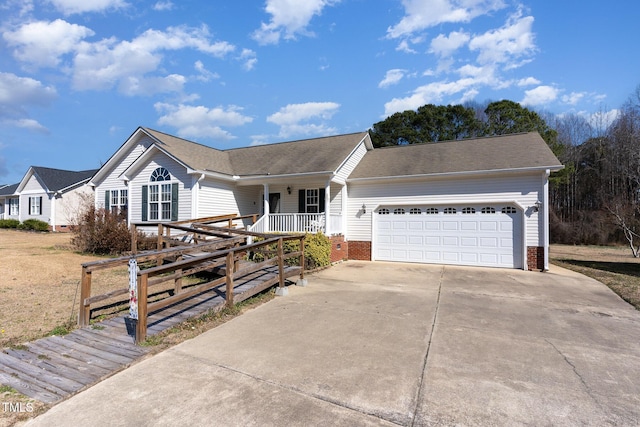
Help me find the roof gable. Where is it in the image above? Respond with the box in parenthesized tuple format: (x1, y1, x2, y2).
(349, 132, 563, 180)
(17, 166, 98, 193)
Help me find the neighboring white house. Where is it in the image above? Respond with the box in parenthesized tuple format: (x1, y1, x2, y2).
(89, 127, 563, 270)
(1, 167, 97, 231)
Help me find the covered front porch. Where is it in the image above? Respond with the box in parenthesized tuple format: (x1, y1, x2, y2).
(244, 180, 347, 236)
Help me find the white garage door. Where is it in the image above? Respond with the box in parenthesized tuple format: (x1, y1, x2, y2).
(374, 205, 522, 268)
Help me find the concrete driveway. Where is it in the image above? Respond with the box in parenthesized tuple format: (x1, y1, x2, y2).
(26, 262, 640, 426)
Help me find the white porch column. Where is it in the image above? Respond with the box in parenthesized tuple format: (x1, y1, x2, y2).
(324, 180, 331, 235)
(50, 193, 56, 232)
(263, 183, 270, 232)
(341, 184, 347, 238)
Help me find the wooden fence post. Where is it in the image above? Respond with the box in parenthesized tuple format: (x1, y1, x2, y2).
(157, 223, 164, 251)
(174, 255, 183, 294)
(79, 266, 92, 326)
(131, 224, 138, 254)
(136, 273, 148, 344)
(277, 238, 285, 289)
(225, 251, 234, 308)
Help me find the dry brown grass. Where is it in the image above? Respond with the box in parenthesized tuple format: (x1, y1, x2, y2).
(550, 244, 640, 310)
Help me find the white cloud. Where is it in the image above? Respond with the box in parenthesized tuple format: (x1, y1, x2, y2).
(517, 77, 540, 86)
(238, 49, 257, 71)
(154, 103, 253, 140)
(379, 69, 407, 88)
(562, 92, 586, 105)
(194, 61, 220, 82)
(267, 102, 340, 137)
(468, 12, 536, 66)
(429, 30, 470, 57)
(383, 79, 476, 116)
(0, 73, 56, 133)
(0, 72, 57, 106)
(521, 85, 558, 106)
(3, 19, 94, 68)
(46, 0, 128, 15)
(387, 0, 506, 39)
(252, 0, 339, 45)
(72, 26, 235, 93)
(395, 40, 417, 54)
(153, 1, 174, 11)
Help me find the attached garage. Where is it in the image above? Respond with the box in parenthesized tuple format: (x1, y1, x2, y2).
(346, 133, 565, 271)
(373, 204, 523, 268)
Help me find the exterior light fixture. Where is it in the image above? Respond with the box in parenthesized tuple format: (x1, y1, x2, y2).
(362, 204, 366, 214)
(533, 200, 542, 212)
(287, 186, 291, 194)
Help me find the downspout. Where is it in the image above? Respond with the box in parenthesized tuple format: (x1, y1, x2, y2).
(543, 169, 551, 272)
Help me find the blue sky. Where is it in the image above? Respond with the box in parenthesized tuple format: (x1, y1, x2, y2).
(1, 0, 638, 184)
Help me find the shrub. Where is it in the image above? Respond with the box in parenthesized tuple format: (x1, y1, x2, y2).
(251, 232, 331, 270)
(18, 218, 50, 231)
(71, 205, 134, 255)
(0, 219, 20, 229)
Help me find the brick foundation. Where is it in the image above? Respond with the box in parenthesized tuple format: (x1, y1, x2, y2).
(347, 240, 372, 261)
(527, 246, 545, 271)
(330, 235, 349, 263)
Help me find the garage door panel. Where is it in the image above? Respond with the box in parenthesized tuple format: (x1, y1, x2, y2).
(442, 221, 458, 231)
(460, 237, 478, 247)
(375, 204, 523, 269)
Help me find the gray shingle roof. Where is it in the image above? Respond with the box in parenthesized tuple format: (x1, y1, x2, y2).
(0, 183, 19, 196)
(30, 167, 98, 192)
(349, 132, 563, 180)
(142, 128, 369, 177)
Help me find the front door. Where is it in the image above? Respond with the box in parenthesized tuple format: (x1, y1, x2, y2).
(269, 193, 281, 214)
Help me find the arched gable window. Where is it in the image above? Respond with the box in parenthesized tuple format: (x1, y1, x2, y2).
(142, 167, 178, 222)
(150, 167, 171, 182)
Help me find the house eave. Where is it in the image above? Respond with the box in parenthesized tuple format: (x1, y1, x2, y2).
(236, 171, 335, 186)
(347, 165, 564, 183)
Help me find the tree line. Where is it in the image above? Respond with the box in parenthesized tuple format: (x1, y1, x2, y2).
(369, 86, 640, 250)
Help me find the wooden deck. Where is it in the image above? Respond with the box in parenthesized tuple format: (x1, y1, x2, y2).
(0, 265, 301, 404)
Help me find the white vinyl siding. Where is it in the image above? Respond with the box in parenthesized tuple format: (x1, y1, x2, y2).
(129, 153, 192, 223)
(93, 137, 152, 210)
(347, 173, 543, 249)
(335, 140, 369, 182)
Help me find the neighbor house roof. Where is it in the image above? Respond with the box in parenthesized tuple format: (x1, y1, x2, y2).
(0, 183, 19, 196)
(142, 128, 370, 177)
(349, 132, 564, 180)
(18, 167, 98, 193)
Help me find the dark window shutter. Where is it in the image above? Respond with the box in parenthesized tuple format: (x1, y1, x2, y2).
(298, 189, 305, 213)
(38, 197, 42, 215)
(104, 190, 110, 211)
(319, 189, 325, 213)
(141, 185, 148, 221)
(28, 198, 32, 215)
(171, 183, 179, 221)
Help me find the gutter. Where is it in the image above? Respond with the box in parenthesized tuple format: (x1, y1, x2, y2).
(347, 165, 564, 183)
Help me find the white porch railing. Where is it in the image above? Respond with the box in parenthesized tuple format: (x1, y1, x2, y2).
(248, 213, 343, 235)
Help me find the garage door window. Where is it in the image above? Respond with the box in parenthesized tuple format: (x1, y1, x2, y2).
(379, 208, 390, 215)
(393, 208, 405, 215)
(409, 208, 421, 214)
(425, 208, 438, 214)
(481, 207, 496, 214)
(444, 207, 456, 214)
(502, 206, 517, 214)
(462, 207, 476, 214)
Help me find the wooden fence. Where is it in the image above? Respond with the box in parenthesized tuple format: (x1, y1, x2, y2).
(79, 215, 305, 344)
